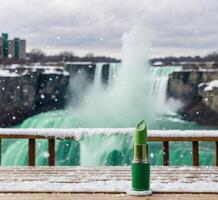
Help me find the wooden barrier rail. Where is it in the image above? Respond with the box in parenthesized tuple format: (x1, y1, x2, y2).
(0, 129, 217, 166)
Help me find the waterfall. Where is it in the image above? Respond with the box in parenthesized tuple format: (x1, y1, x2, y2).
(93, 63, 181, 119)
(108, 63, 119, 86)
(94, 63, 104, 89)
(148, 66, 181, 112)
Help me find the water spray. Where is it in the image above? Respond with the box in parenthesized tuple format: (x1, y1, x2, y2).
(127, 120, 152, 196)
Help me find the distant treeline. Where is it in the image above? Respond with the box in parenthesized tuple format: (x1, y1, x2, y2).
(3, 48, 218, 65)
(150, 52, 218, 65)
(26, 49, 120, 64)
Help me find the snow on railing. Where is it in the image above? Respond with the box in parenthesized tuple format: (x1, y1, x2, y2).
(0, 128, 218, 167)
(0, 128, 218, 140)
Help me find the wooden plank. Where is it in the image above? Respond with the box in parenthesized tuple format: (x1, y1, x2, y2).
(48, 139, 55, 166)
(192, 141, 199, 166)
(1, 193, 218, 199)
(0, 166, 218, 173)
(163, 141, 169, 166)
(0, 167, 214, 178)
(28, 139, 35, 166)
(148, 137, 218, 142)
(215, 142, 218, 166)
(0, 134, 76, 140)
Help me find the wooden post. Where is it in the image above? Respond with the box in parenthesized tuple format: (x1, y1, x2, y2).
(215, 142, 218, 166)
(28, 139, 35, 166)
(192, 141, 199, 166)
(0, 139, 2, 166)
(163, 141, 169, 166)
(48, 139, 55, 166)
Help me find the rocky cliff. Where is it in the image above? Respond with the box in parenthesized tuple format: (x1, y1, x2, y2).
(168, 70, 218, 126)
(0, 65, 70, 127)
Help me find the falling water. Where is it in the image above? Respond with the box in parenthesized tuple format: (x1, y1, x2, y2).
(94, 63, 104, 89)
(108, 63, 119, 86)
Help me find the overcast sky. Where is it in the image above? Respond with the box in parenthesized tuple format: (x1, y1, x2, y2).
(0, 0, 218, 58)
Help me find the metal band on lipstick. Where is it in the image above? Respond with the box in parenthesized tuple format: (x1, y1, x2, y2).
(133, 144, 148, 163)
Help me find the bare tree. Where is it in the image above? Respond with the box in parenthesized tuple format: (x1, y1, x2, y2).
(29, 48, 46, 62)
(58, 51, 75, 61)
(85, 52, 94, 58)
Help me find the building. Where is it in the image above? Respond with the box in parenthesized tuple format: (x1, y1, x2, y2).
(0, 33, 26, 60)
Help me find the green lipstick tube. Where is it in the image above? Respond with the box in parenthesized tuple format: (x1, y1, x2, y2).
(131, 120, 150, 191)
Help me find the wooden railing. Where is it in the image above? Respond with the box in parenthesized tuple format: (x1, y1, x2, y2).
(148, 135, 218, 166)
(0, 136, 61, 166)
(0, 129, 217, 166)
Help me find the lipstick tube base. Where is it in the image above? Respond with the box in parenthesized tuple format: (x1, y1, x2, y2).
(127, 162, 152, 196)
(132, 162, 150, 191)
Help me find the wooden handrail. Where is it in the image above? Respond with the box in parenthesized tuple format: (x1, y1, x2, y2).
(0, 134, 218, 141)
(0, 129, 217, 166)
(149, 137, 218, 142)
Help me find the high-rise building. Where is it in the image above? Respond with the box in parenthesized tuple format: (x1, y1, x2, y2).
(8, 40, 14, 58)
(2, 33, 8, 58)
(0, 33, 26, 60)
(19, 39, 26, 59)
(14, 38, 19, 59)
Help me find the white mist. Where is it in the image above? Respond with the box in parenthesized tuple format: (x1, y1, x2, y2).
(70, 25, 166, 128)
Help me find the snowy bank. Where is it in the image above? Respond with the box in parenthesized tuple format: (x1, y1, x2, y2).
(201, 80, 218, 92)
(0, 69, 20, 77)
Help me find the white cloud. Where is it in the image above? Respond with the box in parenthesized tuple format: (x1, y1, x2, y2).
(0, 0, 217, 57)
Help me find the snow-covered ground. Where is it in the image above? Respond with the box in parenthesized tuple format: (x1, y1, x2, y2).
(1, 180, 218, 193)
(0, 65, 70, 77)
(203, 80, 218, 91)
(0, 167, 217, 193)
(0, 69, 20, 77)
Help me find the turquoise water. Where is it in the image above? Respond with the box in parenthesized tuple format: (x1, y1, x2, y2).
(1, 110, 214, 166)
